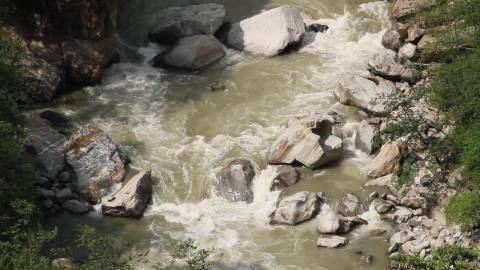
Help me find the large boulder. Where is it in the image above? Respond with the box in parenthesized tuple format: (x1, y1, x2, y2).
(62, 199, 90, 214)
(334, 194, 365, 217)
(333, 75, 395, 114)
(101, 171, 152, 218)
(381, 29, 406, 51)
(65, 126, 129, 202)
(270, 165, 300, 191)
(367, 52, 420, 83)
(62, 36, 119, 86)
(148, 3, 226, 44)
(316, 204, 365, 234)
(270, 191, 323, 225)
(215, 158, 256, 203)
(398, 43, 417, 60)
(25, 114, 67, 178)
(354, 121, 378, 154)
(226, 5, 305, 56)
(152, 35, 224, 70)
(268, 116, 343, 169)
(367, 143, 405, 178)
(391, 0, 432, 21)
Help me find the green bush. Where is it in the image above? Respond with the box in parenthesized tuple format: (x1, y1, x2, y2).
(444, 191, 480, 230)
(170, 238, 215, 270)
(391, 244, 480, 270)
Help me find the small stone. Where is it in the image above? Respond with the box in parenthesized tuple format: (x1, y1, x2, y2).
(209, 80, 226, 91)
(52, 258, 74, 269)
(36, 176, 51, 187)
(316, 236, 348, 248)
(368, 191, 379, 202)
(308, 23, 329, 33)
(360, 255, 374, 264)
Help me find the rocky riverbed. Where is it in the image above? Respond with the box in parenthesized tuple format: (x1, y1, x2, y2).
(12, 0, 476, 269)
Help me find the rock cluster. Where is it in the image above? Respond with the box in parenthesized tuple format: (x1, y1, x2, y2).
(26, 111, 152, 218)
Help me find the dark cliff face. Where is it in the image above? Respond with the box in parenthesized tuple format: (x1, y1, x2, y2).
(2, 0, 120, 104)
(13, 0, 117, 40)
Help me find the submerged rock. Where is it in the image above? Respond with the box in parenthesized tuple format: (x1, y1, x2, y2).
(270, 191, 323, 225)
(268, 116, 343, 169)
(226, 5, 305, 56)
(152, 35, 224, 70)
(215, 158, 256, 203)
(333, 75, 395, 114)
(334, 194, 365, 217)
(308, 24, 329, 33)
(366, 143, 405, 178)
(102, 171, 152, 218)
(65, 125, 129, 202)
(148, 3, 226, 44)
(62, 199, 90, 214)
(270, 165, 300, 191)
(317, 235, 348, 248)
(367, 52, 420, 83)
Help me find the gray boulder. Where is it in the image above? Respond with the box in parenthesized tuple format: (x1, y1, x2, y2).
(65, 125, 129, 202)
(215, 158, 256, 203)
(152, 35, 225, 70)
(270, 191, 323, 225)
(391, 0, 432, 21)
(25, 114, 67, 179)
(367, 51, 420, 83)
(316, 204, 366, 234)
(226, 5, 305, 56)
(381, 29, 406, 51)
(148, 3, 226, 44)
(317, 236, 348, 248)
(102, 171, 152, 218)
(354, 121, 378, 154)
(37, 188, 56, 199)
(270, 165, 300, 191)
(334, 194, 365, 217)
(333, 75, 395, 114)
(62, 200, 90, 214)
(371, 198, 394, 214)
(268, 116, 343, 169)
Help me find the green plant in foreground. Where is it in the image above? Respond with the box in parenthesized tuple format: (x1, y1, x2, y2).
(391, 244, 480, 270)
(170, 238, 215, 270)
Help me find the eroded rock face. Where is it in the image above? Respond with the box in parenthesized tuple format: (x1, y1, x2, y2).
(148, 3, 226, 44)
(268, 116, 343, 169)
(270, 191, 324, 225)
(270, 165, 300, 191)
(101, 171, 152, 218)
(65, 126, 129, 202)
(215, 158, 256, 203)
(152, 35, 225, 70)
(226, 5, 305, 56)
(62, 36, 119, 85)
(25, 114, 67, 178)
(334, 194, 365, 217)
(333, 75, 395, 114)
(367, 143, 405, 178)
(367, 52, 420, 83)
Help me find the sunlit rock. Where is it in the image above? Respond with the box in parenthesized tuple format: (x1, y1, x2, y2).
(226, 5, 305, 56)
(270, 191, 324, 225)
(102, 170, 152, 218)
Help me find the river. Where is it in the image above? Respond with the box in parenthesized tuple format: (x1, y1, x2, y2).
(47, 0, 394, 269)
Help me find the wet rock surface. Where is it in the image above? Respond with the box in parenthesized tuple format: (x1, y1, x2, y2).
(270, 191, 324, 225)
(215, 158, 256, 203)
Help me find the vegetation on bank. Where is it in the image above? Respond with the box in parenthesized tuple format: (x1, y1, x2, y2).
(383, 0, 480, 268)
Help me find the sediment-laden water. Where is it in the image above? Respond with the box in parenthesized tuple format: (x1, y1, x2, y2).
(47, 1, 395, 269)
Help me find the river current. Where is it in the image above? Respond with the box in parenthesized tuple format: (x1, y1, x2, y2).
(47, 0, 394, 269)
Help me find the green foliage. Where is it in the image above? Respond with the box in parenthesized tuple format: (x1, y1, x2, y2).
(391, 244, 480, 270)
(170, 238, 215, 270)
(75, 225, 131, 270)
(444, 191, 480, 230)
